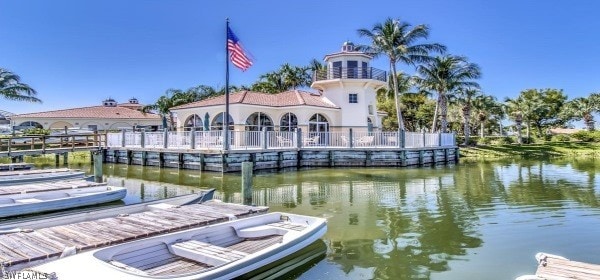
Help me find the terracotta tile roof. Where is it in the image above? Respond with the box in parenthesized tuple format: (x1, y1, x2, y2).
(171, 90, 339, 110)
(12, 106, 161, 119)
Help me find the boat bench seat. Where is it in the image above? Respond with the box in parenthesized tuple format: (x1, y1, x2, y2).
(169, 240, 247, 267)
(234, 225, 289, 238)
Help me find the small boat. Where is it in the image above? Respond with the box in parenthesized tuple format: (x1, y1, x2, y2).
(0, 163, 33, 171)
(0, 184, 127, 218)
(516, 252, 600, 280)
(0, 168, 85, 185)
(0, 188, 215, 232)
(27, 212, 327, 280)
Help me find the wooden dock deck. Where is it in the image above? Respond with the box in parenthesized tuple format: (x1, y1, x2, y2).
(0, 179, 106, 196)
(528, 253, 600, 280)
(0, 201, 268, 270)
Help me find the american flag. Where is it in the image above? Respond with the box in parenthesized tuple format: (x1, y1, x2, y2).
(227, 27, 253, 71)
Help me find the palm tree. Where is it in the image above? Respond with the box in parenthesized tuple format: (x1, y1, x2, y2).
(142, 89, 179, 130)
(472, 95, 499, 138)
(0, 68, 41, 103)
(414, 55, 481, 133)
(563, 94, 600, 131)
(454, 88, 480, 145)
(505, 97, 524, 144)
(251, 64, 311, 93)
(357, 18, 446, 131)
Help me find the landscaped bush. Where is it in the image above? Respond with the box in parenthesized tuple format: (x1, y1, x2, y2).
(22, 128, 49, 135)
(551, 134, 571, 142)
(478, 137, 492, 145)
(571, 131, 600, 142)
(456, 136, 478, 146)
(493, 136, 514, 145)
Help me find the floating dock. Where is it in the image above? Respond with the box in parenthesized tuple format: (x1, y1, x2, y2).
(0, 201, 268, 270)
(518, 252, 600, 280)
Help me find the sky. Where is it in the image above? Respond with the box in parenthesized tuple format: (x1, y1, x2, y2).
(1, 0, 599, 115)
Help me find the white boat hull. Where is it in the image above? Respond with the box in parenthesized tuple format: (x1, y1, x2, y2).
(28, 212, 327, 280)
(0, 186, 127, 218)
(0, 171, 85, 185)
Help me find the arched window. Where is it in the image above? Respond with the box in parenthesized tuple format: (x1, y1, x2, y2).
(184, 114, 203, 130)
(280, 113, 297, 131)
(308, 114, 329, 132)
(211, 113, 233, 130)
(245, 112, 273, 131)
(18, 121, 43, 129)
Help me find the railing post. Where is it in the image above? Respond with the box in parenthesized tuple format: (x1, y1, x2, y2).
(190, 128, 196, 149)
(296, 128, 302, 148)
(438, 132, 442, 147)
(349, 128, 354, 148)
(163, 130, 169, 149)
(422, 131, 426, 147)
(399, 129, 404, 148)
(140, 129, 146, 148)
(262, 127, 268, 150)
(121, 130, 126, 147)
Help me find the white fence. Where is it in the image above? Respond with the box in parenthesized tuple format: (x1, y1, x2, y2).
(106, 130, 455, 150)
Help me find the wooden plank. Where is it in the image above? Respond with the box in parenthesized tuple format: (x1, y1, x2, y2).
(536, 254, 600, 280)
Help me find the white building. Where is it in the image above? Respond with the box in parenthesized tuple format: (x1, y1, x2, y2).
(11, 98, 162, 131)
(170, 42, 388, 135)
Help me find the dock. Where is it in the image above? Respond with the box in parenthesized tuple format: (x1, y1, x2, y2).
(520, 252, 600, 280)
(0, 201, 268, 270)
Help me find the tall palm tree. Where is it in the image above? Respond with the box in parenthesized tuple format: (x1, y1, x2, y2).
(357, 18, 446, 130)
(563, 95, 600, 131)
(142, 89, 179, 130)
(454, 88, 481, 145)
(472, 95, 499, 138)
(505, 97, 524, 144)
(0, 68, 41, 103)
(414, 55, 481, 133)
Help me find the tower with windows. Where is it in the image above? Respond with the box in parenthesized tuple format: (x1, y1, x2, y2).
(311, 41, 387, 132)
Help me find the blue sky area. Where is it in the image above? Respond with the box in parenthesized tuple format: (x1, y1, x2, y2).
(1, 0, 599, 116)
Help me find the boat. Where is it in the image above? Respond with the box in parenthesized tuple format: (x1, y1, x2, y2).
(0, 163, 33, 171)
(26, 212, 327, 280)
(0, 188, 215, 232)
(516, 252, 600, 280)
(0, 168, 85, 185)
(0, 184, 127, 218)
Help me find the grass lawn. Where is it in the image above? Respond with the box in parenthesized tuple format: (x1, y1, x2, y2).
(460, 142, 600, 159)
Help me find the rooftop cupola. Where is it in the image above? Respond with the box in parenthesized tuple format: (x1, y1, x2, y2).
(342, 41, 355, 52)
(102, 98, 117, 107)
(128, 97, 139, 104)
(311, 42, 387, 85)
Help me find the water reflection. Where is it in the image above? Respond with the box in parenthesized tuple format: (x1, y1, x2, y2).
(61, 159, 600, 279)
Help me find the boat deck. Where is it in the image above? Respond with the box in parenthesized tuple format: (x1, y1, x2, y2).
(535, 253, 600, 280)
(0, 201, 268, 269)
(0, 180, 106, 196)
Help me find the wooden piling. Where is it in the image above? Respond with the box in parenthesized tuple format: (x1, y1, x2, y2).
(241, 162, 253, 205)
(93, 150, 103, 183)
(63, 152, 68, 165)
(54, 154, 60, 166)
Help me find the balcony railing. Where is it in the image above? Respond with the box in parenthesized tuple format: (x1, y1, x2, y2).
(313, 67, 387, 82)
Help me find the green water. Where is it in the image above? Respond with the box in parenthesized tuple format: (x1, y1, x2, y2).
(27, 158, 600, 279)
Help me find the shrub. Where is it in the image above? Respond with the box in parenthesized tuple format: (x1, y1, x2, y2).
(494, 136, 514, 145)
(478, 137, 492, 145)
(572, 131, 600, 142)
(22, 128, 49, 135)
(551, 134, 571, 142)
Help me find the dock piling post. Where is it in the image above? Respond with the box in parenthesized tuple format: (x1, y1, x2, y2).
(349, 128, 353, 148)
(121, 130, 126, 147)
(93, 150, 103, 183)
(261, 127, 268, 150)
(163, 130, 168, 149)
(190, 128, 196, 149)
(55, 154, 60, 166)
(63, 152, 68, 165)
(242, 162, 253, 205)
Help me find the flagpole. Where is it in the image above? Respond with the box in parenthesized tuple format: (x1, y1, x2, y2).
(224, 18, 230, 151)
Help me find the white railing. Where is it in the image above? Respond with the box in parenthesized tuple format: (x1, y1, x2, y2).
(106, 133, 122, 147)
(106, 130, 456, 150)
(267, 131, 296, 149)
